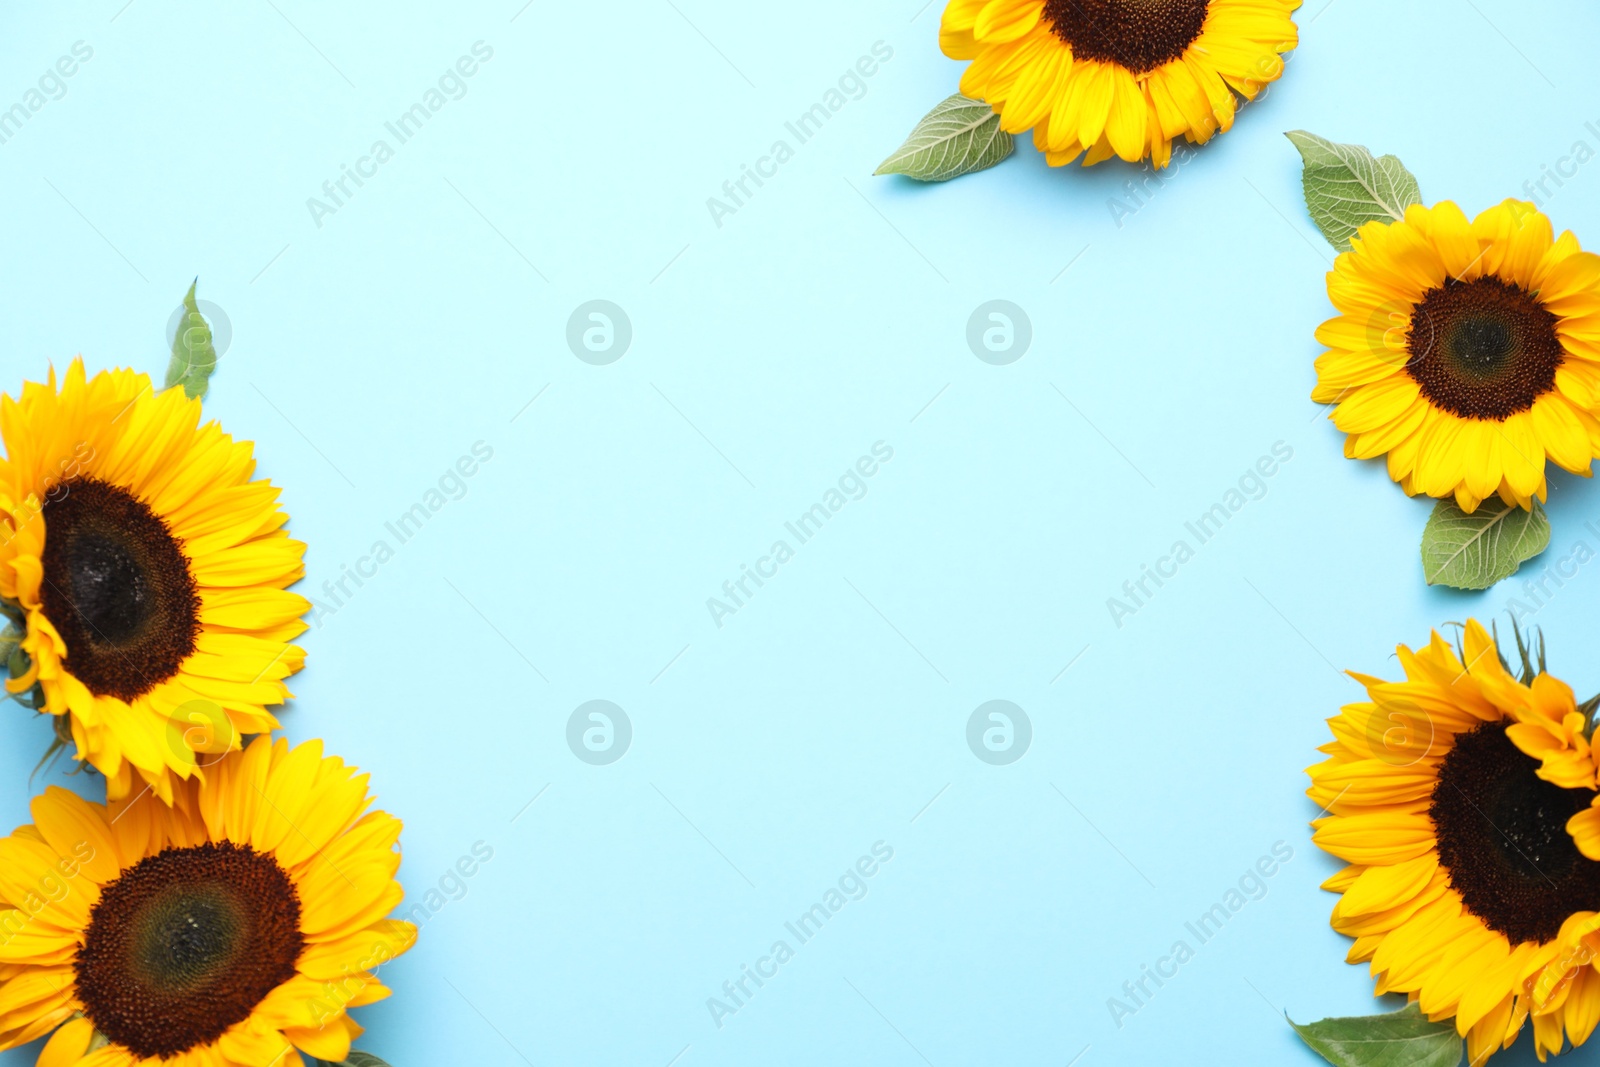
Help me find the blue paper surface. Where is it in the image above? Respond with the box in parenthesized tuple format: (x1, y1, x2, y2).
(1, 1, 1599, 1063)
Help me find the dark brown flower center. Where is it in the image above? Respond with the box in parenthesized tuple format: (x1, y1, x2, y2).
(1430, 720, 1600, 945)
(1405, 276, 1564, 420)
(39, 478, 199, 701)
(75, 842, 304, 1058)
(1041, 0, 1210, 73)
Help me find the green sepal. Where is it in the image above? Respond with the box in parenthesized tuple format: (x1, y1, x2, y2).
(7, 642, 28, 682)
(1580, 691, 1600, 733)
(1491, 616, 1546, 684)
(30, 711, 74, 781)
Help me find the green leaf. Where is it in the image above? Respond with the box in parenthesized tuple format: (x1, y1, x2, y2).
(1289, 1003, 1462, 1067)
(875, 94, 1014, 182)
(1285, 131, 1422, 251)
(307, 1055, 392, 1067)
(1421, 497, 1550, 590)
(164, 280, 219, 399)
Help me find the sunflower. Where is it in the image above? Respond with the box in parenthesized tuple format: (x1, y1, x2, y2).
(939, 0, 1301, 168)
(1311, 199, 1600, 513)
(0, 736, 414, 1066)
(0, 359, 308, 802)
(1308, 620, 1600, 1064)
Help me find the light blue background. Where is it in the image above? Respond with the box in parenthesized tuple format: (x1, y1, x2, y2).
(2, 1, 1599, 1063)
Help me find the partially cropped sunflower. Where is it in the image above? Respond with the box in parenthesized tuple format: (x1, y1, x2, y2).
(940, 0, 1301, 167)
(1312, 200, 1600, 513)
(1309, 620, 1600, 1064)
(0, 736, 414, 1066)
(0, 359, 308, 802)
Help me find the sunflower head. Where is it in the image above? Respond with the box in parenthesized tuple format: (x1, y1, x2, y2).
(0, 359, 308, 802)
(0, 736, 414, 1066)
(1311, 200, 1600, 513)
(1309, 620, 1600, 1064)
(940, 0, 1301, 167)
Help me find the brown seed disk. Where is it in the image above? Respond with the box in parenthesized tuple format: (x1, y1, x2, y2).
(75, 842, 304, 1058)
(1405, 276, 1564, 420)
(1430, 721, 1600, 945)
(1042, 0, 1211, 74)
(38, 478, 199, 701)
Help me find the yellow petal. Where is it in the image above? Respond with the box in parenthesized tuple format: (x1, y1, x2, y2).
(1102, 66, 1147, 162)
(30, 787, 121, 884)
(1073, 61, 1115, 149)
(973, 0, 1041, 43)
(38, 1014, 95, 1067)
